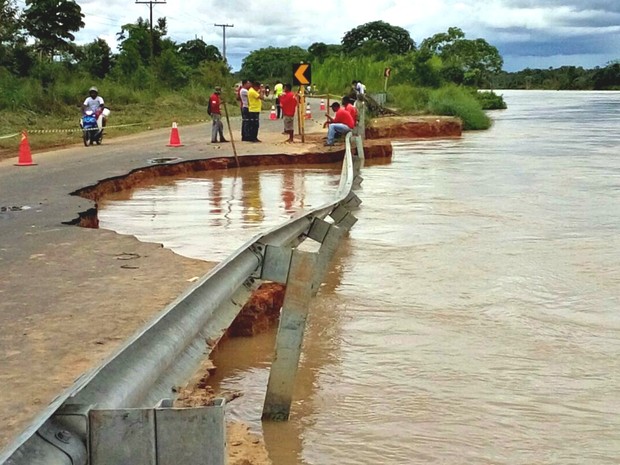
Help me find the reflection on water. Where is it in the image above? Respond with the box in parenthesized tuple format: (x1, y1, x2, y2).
(98, 164, 341, 261)
(99, 91, 620, 464)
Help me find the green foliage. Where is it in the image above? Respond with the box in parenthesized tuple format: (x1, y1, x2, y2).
(474, 90, 507, 110)
(386, 84, 431, 113)
(154, 47, 188, 87)
(421, 27, 503, 88)
(313, 56, 388, 95)
(412, 51, 444, 88)
(117, 18, 154, 65)
(341, 20, 415, 56)
(178, 39, 222, 67)
(492, 65, 603, 90)
(428, 85, 491, 130)
(592, 62, 620, 90)
(239, 46, 309, 82)
(420, 27, 465, 54)
(22, 0, 84, 57)
(189, 61, 231, 92)
(77, 38, 113, 79)
(0, 0, 21, 44)
(307, 42, 342, 63)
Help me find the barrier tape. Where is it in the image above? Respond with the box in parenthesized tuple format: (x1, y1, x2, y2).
(26, 122, 149, 135)
(0, 132, 21, 140)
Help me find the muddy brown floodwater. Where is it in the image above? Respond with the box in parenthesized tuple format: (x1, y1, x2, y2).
(99, 91, 620, 465)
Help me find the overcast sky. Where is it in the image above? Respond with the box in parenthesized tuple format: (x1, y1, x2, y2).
(17, 0, 620, 72)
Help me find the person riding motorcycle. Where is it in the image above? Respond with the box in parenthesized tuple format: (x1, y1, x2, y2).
(82, 86, 108, 129)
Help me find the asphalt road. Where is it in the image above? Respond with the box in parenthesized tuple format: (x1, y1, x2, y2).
(0, 99, 329, 452)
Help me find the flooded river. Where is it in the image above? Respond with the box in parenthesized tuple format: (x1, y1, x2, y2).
(99, 90, 620, 464)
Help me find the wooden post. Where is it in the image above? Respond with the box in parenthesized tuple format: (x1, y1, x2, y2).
(299, 85, 305, 144)
(222, 100, 240, 168)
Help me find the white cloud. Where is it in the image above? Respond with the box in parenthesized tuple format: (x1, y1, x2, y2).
(44, 0, 616, 70)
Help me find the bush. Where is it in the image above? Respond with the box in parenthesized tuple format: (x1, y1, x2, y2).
(475, 90, 507, 110)
(428, 85, 491, 130)
(386, 84, 430, 113)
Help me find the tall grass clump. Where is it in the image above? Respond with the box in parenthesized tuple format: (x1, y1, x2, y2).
(313, 56, 389, 96)
(386, 84, 431, 113)
(428, 85, 491, 130)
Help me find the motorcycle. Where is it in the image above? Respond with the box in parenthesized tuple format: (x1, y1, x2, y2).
(80, 108, 109, 146)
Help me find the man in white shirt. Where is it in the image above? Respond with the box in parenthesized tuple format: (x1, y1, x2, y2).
(82, 86, 107, 129)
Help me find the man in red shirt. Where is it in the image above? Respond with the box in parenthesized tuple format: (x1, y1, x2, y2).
(209, 86, 228, 143)
(324, 102, 354, 146)
(342, 96, 358, 132)
(279, 83, 298, 142)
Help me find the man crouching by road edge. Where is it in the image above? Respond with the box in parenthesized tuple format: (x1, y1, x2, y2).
(323, 102, 355, 146)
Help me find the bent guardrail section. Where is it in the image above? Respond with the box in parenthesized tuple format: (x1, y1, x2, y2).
(2, 132, 364, 465)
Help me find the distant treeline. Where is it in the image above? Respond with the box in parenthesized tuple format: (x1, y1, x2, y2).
(490, 63, 620, 90)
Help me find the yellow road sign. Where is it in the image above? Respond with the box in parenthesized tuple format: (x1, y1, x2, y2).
(293, 63, 311, 86)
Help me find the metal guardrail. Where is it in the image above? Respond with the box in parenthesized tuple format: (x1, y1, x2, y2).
(1, 131, 364, 465)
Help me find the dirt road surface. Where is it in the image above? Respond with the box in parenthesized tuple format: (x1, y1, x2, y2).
(0, 100, 330, 452)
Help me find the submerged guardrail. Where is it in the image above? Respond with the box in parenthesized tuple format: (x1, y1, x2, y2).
(1, 130, 365, 465)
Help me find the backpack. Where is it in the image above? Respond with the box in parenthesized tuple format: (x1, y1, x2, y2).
(207, 100, 212, 115)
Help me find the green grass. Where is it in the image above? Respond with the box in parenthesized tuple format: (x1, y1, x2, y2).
(0, 93, 231, 159)
(428, 86, 491, 130)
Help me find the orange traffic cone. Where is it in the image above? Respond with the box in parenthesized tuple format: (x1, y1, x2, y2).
(167, 122, 183, 147)
(319, 99, 325, 111)
(305, 104, 312, 119)
(15, 131, 37, 166)
(269, 105, 277, 120)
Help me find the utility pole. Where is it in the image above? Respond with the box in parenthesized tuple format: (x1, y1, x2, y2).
(214, 23, 234, 62)
(136, 0, 167, 58)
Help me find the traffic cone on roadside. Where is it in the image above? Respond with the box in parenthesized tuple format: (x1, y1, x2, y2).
(269, 105, 277, 120)
(305, 104, 312, 119)
(15, 131, 37, 166)
(166, 122, 183, 147)
(319, 99, 325, 111)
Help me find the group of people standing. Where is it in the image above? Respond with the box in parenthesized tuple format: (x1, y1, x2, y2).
(208, 78, 364, 146)
(235, 80, 300, 143)
(237, 80, 263, 142)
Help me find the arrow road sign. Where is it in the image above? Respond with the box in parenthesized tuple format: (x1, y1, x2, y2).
(293, 63, 311, 86)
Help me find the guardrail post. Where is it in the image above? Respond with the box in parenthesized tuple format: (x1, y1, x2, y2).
(329, 204, 358, 231)
(262, 250, 318, 421)
(307, 218, 344, 297)
(89, 399, 225, 465)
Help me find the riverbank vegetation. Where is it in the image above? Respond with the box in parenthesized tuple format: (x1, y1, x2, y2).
(2, 1, 616, 153)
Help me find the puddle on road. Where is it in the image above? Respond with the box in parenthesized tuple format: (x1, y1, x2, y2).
(97, 163, 343, 261)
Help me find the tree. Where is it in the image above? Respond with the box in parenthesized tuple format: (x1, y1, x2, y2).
(419, 27, 465, 54)
(178, 39, 222, 68)
(240, 46, 309, 81)
(308, 42, 342, 62)
(116, 17, 168, 65)
(1, 0, 21, 45)
(592, 61, 620, 89)
(78, 38, 113, 78)
(341, 21, 415, 56)
(420, 28, 503, 87)
(22, 0, 84, 58)
(1, 0, 31, 74)
(442, 38, 503, 87)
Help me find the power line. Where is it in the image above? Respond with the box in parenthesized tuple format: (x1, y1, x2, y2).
(135, 0, 166, 57)
(214, 23, 233, 63)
